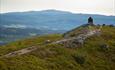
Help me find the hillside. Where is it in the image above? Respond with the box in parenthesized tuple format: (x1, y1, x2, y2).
(0, 25, 115, 70)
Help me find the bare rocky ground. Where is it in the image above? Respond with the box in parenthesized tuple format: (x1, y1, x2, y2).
(0, 29, 101, 58)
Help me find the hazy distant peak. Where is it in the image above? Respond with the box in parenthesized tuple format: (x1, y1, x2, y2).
(37, 9, 72, 14)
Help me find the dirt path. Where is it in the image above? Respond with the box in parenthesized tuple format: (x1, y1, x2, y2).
(0, 46, 38, 58)
(0, 29, 100, 58)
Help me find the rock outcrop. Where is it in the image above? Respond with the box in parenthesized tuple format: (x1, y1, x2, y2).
(53, 28, 101, 47)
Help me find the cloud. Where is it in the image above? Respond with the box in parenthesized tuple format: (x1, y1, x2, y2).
(3, 24, 27, 28)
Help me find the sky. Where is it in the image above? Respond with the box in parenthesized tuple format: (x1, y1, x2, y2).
(0, 0, 115, 15)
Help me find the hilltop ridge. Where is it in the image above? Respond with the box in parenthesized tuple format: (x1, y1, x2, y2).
(0, 23, 115, 70)
(0, 24, 101, 58)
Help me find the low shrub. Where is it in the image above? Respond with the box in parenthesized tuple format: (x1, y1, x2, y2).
(72, 55, 85, 65)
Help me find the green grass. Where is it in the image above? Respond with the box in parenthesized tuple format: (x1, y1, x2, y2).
(0, 34, 62, 56)
(0, 26, 115, 70)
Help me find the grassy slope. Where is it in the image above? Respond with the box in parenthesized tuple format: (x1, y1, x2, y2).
(63, 24, 100, 38)
(0, 34, 62, 56)
(0, 26, 115, 70)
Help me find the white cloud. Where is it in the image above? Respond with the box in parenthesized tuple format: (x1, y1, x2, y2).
(3, 24, 27, 28)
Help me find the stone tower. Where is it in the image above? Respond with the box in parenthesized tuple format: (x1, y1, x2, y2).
(88, 17, 94, 25)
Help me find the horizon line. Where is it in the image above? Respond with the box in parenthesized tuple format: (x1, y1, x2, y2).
(0, 9, 115, 16)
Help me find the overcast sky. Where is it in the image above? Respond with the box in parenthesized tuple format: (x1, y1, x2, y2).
(0, 0, 115, 15)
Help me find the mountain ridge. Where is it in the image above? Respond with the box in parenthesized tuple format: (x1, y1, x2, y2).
(1, 10, 115, 30)
(1, 9, 115, 16)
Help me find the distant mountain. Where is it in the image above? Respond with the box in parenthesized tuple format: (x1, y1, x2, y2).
(0, 10, 115, 45)
(0, 10, 115, 30)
